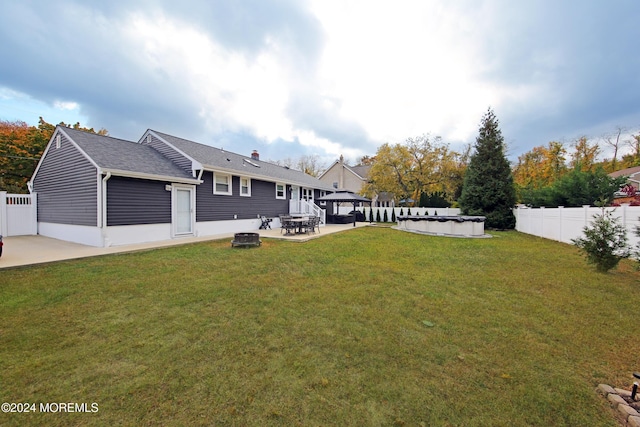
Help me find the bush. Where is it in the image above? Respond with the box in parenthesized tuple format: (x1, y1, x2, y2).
(634, 218, 640, 268)
(572, 207, 630, 272)
(383, 209, 389, 222)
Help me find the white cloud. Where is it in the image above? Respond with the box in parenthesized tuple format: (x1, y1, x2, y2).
(2, 0, 639, 162)
(123, 12, 302, 144)
(311, 1, 499, 144)
(53, 100, 80, 111)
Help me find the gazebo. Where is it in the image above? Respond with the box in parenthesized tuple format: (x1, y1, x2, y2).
(316, 191, 372, 227)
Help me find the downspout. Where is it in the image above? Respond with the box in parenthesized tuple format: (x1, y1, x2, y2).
(101, 172, 111, 245)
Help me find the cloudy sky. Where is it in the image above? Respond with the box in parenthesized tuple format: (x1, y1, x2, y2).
(1, 0, 639, 165)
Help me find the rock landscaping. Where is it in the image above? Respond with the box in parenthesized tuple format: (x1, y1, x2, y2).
(597, 383, 640, 426)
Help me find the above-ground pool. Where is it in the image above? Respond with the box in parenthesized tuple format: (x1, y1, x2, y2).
(395, 215, 488, 237)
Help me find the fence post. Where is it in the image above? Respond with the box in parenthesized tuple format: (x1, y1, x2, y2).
(583, 205, 591, 229)
(0, 191, 6, 236)
(31, 192, 38, 235)
(558, 206, 563, 243)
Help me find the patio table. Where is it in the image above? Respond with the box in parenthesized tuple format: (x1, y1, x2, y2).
(288, 217, 309, 234)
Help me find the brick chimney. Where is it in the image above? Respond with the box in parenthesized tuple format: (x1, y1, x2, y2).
(251, 150, 259, 161)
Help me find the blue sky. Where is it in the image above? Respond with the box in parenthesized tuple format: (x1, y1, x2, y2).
(1, 0, 639, 164)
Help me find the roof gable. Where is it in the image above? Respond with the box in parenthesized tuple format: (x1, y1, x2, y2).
(319, 159, 369, 181)
(57, 127, 197, 182)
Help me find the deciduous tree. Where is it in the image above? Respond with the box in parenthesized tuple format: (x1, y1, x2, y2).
(513, 141, 568, 190)
(362, 135, 463, 204)
(570, 136, 600, 172)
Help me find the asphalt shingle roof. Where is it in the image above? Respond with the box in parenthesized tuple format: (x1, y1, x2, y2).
(61, 127, 195, 181)
(149, 130, 335, 190)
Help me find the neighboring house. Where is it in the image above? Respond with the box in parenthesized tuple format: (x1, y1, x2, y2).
(318, 155, 394, 207)
(610, 166, 640, 202)
(29, 126, 334, 247)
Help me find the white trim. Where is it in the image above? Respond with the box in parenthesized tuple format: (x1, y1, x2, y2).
(171, 184, 195, 237)
(213, 172, 233, 195)
(100, 168, 202, 185)
(240, 176, 251, 197)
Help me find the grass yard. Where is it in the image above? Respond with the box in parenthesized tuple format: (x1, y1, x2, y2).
(1, 227, 639, 426)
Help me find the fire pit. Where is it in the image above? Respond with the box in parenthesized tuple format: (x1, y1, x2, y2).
(231, 232, 261, 248)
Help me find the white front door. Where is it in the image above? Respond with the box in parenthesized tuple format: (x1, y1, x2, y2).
(172, 186, 195, 236)
(291, 186, 300, 201)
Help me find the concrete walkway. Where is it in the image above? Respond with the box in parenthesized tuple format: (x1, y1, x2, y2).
(0, 223, 369, 269)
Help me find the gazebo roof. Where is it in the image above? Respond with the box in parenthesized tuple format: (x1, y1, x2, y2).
(316, 191, 371, 203)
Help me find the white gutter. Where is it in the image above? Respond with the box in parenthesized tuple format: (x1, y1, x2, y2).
(100, 172, 111, 230)
(101, 169, 202, 185)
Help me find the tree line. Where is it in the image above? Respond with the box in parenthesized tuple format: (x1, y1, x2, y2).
(357, 122, 639, 213)
(2, 112, 637, 229)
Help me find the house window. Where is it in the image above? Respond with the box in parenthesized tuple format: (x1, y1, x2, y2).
(214, 173, 232, 195)
(55, 134, 61, 149)
(276, 183, 286, 199)
(302, 188, 313, 201)
(240, 177, 251, 197)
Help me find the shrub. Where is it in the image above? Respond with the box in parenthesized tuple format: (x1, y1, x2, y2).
(391, 209, 396, 222)
(383, 209, 389, 222)
(634, 218, 640, 268)
(376, 209, 381, 222)
(571, 207, 630, 272)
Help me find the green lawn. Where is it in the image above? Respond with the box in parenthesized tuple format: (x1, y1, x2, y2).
(1, 227, 639, 426)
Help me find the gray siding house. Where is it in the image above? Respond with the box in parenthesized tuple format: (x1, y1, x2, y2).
(30, 126, 334, 247)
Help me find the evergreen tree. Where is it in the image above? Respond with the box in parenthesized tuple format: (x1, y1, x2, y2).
(459, 108, 516, 229)
(572, 206, 630, 273)
(376, 209, 381, 222)
(383, 209, 389, 222)
(391, 209, 396, 222)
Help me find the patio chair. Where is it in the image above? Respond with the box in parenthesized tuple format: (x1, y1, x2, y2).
(306, 216, 320, 234)
(259, 216, 272, 230)
(279, 215, 295, 235)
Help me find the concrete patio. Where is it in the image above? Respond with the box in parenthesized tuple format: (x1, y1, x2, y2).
(0, 223, 370, 269)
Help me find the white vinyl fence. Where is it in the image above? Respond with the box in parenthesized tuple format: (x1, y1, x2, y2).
(514, 205, 640, 248)
(0, 192, 37, 236)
